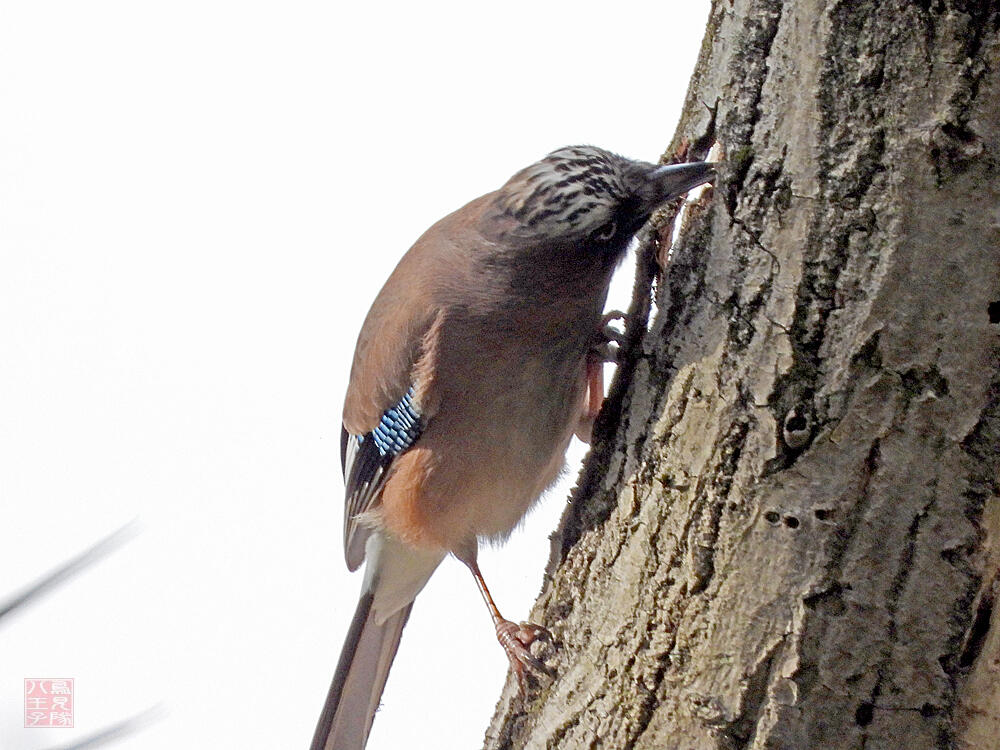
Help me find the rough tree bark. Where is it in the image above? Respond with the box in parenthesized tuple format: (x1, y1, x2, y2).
(484, 1, 1000, 748)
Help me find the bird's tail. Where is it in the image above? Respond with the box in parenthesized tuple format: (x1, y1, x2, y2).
(310, 590, 412, 750)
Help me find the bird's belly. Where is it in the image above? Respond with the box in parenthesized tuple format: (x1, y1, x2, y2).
(377, 350, 588, 553)
(464, 407, 576, 541)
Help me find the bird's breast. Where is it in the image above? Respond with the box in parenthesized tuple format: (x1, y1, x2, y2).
(376, 307, 595, 553)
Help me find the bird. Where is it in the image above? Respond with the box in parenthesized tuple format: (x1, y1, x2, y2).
(311, 146, 715, 750)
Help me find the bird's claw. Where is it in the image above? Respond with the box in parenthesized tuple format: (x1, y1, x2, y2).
(600, 310, 627, 345)
(496, 619, 555, 696)
(589, 310, 627, 365)
(591, 341, 620, 364)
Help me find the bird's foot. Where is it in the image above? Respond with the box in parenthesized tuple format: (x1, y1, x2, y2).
(592, 341, 620, 364)
(600, 310, 627, 345)
(495, 619, 555, 695)
(592, 310, 627, 364)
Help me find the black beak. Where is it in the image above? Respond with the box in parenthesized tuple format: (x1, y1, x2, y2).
(649, 161, 717, 204)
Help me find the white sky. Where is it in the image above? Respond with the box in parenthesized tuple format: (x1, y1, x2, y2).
(0, 2, 710, 748)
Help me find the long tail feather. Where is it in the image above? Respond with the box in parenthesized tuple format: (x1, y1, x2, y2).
(310, 591, 412, 750)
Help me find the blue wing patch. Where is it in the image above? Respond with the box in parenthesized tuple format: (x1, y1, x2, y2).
(341, 387, 424, 570)
(369, 387, 421, 457)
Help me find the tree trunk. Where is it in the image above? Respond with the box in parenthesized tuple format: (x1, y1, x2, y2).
(484, 1, 1000, 748)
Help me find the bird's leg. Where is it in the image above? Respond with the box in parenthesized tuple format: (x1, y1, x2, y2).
(467, 560, 554, 694)
(575, 352, 606, 443)
(576, 310, 627, 443)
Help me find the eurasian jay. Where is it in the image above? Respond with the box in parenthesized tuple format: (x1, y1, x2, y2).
(311, 146, 715, 750)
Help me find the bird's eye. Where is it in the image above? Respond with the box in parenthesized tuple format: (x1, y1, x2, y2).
(592, 220, 617, 242)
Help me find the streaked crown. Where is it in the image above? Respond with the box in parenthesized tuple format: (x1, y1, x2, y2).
(492, 146, 630, 241)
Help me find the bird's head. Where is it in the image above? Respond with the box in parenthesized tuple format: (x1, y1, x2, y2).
(484, 145, 715, 253)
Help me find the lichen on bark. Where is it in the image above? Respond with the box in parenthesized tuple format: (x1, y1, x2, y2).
(484, 1, 1000, 748)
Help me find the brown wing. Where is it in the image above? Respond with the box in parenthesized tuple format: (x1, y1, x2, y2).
(339, 195, 489, 569)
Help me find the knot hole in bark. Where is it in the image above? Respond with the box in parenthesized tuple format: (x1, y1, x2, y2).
(763, 511, 800, 529)
(855, 702, 874, 727)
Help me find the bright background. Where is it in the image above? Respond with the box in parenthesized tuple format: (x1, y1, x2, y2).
(0, 2, 710, 748)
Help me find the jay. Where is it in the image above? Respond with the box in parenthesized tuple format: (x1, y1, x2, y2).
(311, 146, 715, 750)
